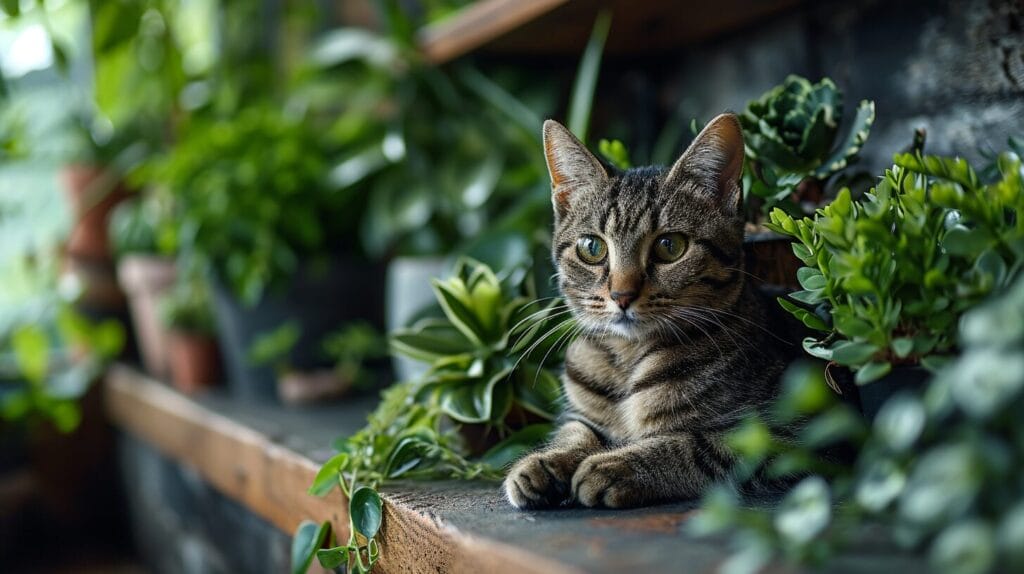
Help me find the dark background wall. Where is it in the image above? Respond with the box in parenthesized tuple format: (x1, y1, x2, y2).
(598, 0, 1023, 172)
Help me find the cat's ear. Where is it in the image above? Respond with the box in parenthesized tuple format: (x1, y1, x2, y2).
(667, 113, 744, 214)
(543, 119, 608, 220)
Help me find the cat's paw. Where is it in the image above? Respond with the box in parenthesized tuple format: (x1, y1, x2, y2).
(504, 452, 575, 509)
(571, 453, 642, 508)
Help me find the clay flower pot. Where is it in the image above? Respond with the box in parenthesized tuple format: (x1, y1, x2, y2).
(117, 255, 177, 377)
(60, 165, 129, 262)
(167, 331, 222, 394)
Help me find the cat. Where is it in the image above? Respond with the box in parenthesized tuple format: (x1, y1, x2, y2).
(504, 114, 794, 509)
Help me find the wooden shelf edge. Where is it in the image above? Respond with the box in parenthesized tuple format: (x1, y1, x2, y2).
(104, 365, 576, 574)
(418, 0, 570, 64)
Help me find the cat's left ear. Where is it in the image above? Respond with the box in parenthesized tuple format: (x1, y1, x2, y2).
(666, 113, 744, 214)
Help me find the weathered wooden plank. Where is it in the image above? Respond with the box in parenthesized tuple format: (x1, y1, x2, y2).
(104, 365, 573, 574)
(418, 0, 569, 64)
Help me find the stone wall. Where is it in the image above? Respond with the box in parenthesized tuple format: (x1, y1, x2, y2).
(118, 434, 292, 574)
(660, 0, 1024, 172)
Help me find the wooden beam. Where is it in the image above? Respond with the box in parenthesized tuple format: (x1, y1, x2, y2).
(104, 365, 573, 574)
(418, 0, 569, 64)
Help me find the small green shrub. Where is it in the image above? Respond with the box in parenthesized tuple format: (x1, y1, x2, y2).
(767, 150, 1024, 384)
(135, 104, 362, 305)
(694, 270, 1024, 574)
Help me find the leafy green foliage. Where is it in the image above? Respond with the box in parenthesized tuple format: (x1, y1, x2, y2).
(767, 149, 1024, 383)
(322, 322, 388, 391)
(293, 260, 568, 573)
(598, 138, 632, 170)
(740, 75, 875, 210)
(158, 280, 214, 335)
(1, 305, 124, 433)
(695, 270, 1024, 574)
(247, 322, 301, 373)
(391, 258, 567, 425)
(134, 104, 358, 306)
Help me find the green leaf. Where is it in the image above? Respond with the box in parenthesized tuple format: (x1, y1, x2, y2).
(308, 452, 349, 497)
(350, 486, 383, 540)
(1, 0, 19, 17)
(432, 280, 487, 347)
(891, 338, 914, 359)
(439, 369, 512, 423)
(513, 366, 562, 419)
(831, 341, 880, 366)
(316, 547, 349, 570)
(813, 100, 875, 179)
(12, 326, 49, 383)
(832, 313, 874, 339)
(797, 267, 826, 290)
(777, 297, 827, 331)
(788, 289, 824, 305)
(291, 520, 331, 574)
(567, 10, 611, 142)
(389, 322, 474, 363)
(855, 361, 892, 385)
(480, 424, 553, 470)
(943, 225, 995, 257)
(598, 139, 631, 169)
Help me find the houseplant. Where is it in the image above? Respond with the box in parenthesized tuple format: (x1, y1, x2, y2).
(292, 258, 567, 572)
(766, 149, 1024, 415)
(694, 264, 1024, 574)
(109, 195, 177, 377)
(137, 103, 385, 401)
(159, 281, 220, 394)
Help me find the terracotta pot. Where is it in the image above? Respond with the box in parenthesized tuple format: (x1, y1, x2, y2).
(167, 331, 222, 394)
(117, 255, 177, 377)
(743, 231, 802, 291)
(60, 165, 129, 262)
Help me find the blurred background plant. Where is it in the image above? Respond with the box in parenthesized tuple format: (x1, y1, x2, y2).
(693, 142, 1024, 574)
(694, 268, 1024, 574)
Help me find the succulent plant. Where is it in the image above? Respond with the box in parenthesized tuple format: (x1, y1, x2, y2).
(741, 75, 875, 201)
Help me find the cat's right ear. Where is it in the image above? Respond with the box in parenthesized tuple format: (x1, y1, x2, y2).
(543, 120, 608, 220)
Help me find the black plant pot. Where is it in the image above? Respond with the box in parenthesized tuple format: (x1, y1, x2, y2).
(855, 366, 930, 421)
(211, 259, 386, 402)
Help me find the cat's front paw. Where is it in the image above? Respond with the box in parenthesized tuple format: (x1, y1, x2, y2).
(571, 453, 643, 509)
(504, 452, 576, 509)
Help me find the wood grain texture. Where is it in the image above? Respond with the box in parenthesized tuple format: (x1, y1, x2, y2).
(417, 0, 801, 63)
(418, 0, 569, 64)
(104, 365, 573, 574)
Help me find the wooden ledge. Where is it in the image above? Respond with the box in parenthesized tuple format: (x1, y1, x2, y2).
(105, 365, 920, 573)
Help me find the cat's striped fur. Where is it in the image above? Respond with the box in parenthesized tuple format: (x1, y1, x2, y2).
(504, 114, 794, 509)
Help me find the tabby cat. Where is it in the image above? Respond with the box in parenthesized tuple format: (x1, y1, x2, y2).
(504, 114, 794, 509)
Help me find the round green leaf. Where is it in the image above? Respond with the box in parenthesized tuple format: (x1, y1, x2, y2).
(291, 520, 331, 574)
(774, 476, 831, 544)
(929, 521, 995, 574)
(350, 486, 383, 540)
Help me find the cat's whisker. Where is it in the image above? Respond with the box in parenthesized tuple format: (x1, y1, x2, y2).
(508, 304, 572, 335)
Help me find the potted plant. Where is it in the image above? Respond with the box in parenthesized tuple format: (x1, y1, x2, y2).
(159, 282, 220, 394)
(109, 196, 178, 377)
(767, 148, 1024, 417)
(137, 103, 385, 401)
(734, 75, 876, 290)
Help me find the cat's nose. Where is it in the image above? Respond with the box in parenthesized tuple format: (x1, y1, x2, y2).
(611, 290, 638, 310)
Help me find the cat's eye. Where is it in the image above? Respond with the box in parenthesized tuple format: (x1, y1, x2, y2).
(652, 233, 688, 263)
(576, 235, 607, 264)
